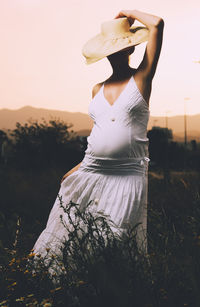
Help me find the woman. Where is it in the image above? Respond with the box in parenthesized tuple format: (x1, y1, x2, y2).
(32, 10, 164, 263)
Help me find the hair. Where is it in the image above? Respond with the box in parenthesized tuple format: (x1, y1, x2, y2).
(107, 45, 135, 63)
(128, 45, 135, 55)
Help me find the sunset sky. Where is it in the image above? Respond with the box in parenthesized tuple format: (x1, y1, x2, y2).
(0, 0, 199, 117)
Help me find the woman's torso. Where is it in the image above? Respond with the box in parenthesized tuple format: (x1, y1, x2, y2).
(85, 70, 151, 159)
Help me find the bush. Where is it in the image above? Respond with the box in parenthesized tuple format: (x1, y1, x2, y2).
(10, 118, 82, 170)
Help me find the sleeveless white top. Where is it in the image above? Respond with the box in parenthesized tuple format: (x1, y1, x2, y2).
(85, 75, 150, 159)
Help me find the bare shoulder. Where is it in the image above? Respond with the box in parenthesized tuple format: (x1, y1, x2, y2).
(92, 82, 104, 99)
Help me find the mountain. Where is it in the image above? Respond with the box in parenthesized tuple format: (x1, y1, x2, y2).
(0, 105, 94, 131)
(0, 105, 200, 142)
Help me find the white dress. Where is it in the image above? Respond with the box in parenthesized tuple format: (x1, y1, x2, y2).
(32, 75, 150, 262)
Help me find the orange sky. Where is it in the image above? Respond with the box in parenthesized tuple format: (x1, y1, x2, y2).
(0, 0, 199, 117)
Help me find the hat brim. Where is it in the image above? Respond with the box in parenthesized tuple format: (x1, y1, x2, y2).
(82, 26, 149, 65)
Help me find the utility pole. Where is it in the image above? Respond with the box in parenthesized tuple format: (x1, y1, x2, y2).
(153, 119, 158, 127)
(184, 97, 190, 147)
(183, 97, 190, 170)
(165, 110, 171, 128)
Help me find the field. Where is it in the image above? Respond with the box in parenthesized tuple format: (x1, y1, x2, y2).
(0, 165, 200, 306)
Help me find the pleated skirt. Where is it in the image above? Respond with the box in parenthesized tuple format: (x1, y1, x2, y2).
(32, 153, 150, 262)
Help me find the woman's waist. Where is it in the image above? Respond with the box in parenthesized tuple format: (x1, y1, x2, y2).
(79, 153, 150, 175)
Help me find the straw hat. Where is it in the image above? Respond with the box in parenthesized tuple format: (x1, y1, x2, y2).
(82, 17, 149, 65)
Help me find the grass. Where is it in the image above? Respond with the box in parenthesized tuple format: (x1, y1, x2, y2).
(0, 168, 200, 306)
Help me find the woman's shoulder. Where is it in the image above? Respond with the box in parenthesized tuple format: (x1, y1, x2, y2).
(92, 82, 104, 99)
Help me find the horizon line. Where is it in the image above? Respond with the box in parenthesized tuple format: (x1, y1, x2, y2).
(0, 105, 200, 118)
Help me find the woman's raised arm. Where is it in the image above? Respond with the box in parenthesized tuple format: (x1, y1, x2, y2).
(115, 10, 164, 81)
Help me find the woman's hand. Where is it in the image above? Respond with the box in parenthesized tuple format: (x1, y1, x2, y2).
(115, 9, 164, 29)
(60, 171, 72, 184)
(114, 10, 136, 26)
(60, 161, 82, 184)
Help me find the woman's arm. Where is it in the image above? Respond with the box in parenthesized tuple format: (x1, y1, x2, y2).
(115, 10, 164, 81)
(115, 9, 163, 29)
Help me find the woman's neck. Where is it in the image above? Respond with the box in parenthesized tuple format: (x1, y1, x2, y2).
(108, 66, 134, 81)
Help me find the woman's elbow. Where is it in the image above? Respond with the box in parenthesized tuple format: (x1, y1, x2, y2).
(155, 18, 164, 28)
